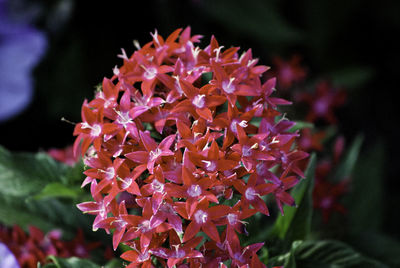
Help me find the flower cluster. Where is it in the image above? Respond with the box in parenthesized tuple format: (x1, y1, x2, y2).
(74, 27, 308, 267)
(271, 55, 349, 223)
(310, 136, 348, 222)
(0, 225, 102, 268)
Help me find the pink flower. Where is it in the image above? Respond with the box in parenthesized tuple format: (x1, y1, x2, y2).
(73, 27, 307, 267)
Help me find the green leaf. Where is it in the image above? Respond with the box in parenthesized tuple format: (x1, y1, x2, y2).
(331, 135, 363, 183)
(267, 241, 303, 267)
(345, 140, 384, 232)
(43, 256, 100, 268)
(0, 146, 66, 197)
(64, 160, 85, 185)
(293, 240, 387, 267)
(259, 247, 269, 264)
(201, 72, 213, 85)
(0, 193, 92, 238)
(346, 232, 400, 267)
(328, 66, 375, 89)
(0, 195, 56, 232)
(272, 153, 316, 242)
(34, 182, 83, 199)
(202, 0, 303, 47)
(288, 121, 314, 133)
(284, 240, 303, 268)
(103, 258, 124, 268)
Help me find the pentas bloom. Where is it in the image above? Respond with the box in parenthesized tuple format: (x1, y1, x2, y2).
(311, 137, 349, 222)
(296, 80, 346, 124)
(74, 27, 308, 267)
(0, 225, 102, 268)
(270, 55, 307, 90)
(47, 145, 80, 166)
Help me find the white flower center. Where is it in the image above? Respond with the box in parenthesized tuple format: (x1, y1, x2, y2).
(187, 184, 202, 197)
(151, 179, 164, 193)
(227, 213, 238, 225)
(245, 187, 257, 200)
(104, 167, 115, 180)
(121, 177, 132, 189)
(202, 160, 217, 172)
(104, 97, 115, 108)
(230, 119, 247, 134)
(149, 148, 162, 162)
(222, 78, 236, 94)
(138, 251, 150, 262)
(242, 145, 253, 157)
(194, 210, 208, 224)
(192, 94, 206, 108)
(139, 220, 151, 232)
(90, 124, 102, 137)
(173, 248, 186, 259)
(143, 67, 157, 80)
(114, 218, 127, 229)
(117, 111, 133, 127)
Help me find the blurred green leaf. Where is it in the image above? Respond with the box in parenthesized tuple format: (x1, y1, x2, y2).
(0, 146, 66, 197)
(284, 240, 303, 268)
(328, 66, 375, 89)
(345, 140, 384, 232)
(0, 194, 56, 232)
(202, 0, 303, 47)
(292, 240, 387, 268)
(0, 146, 97, 239)
(34, 182, 83, 199)
(43, 256, 100, 268)
(103, 258, 124, 268)
(331, 135, 363, 183)
(347, 232, 400, 267)
(289, 121, 314, 133)
(64, 160, 85, 185)
(201, 72, 213, 86)
(0, 193, 92, 238)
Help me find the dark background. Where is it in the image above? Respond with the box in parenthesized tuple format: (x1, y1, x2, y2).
(1, 0, 399, 242)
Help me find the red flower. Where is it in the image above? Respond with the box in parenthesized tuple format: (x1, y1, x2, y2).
(176, 199, 228, 243)
(297, 80, 346, 124)
(47, 145, 79, 166)
(271, 55, 307, 90)
(151, 236, 203, 268)
(0, 225, 101, 268)
(313, 177, 348, 222)
(226, 232, 265, 268)
(73, 103, 119, 156)
(73, 27, 308, 267)
(125, 131, 175, 174)
(233, 173, 276, 216)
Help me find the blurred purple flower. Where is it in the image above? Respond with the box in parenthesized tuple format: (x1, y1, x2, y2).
(0, 0, 47, 122)
(0, 242, 19, 268)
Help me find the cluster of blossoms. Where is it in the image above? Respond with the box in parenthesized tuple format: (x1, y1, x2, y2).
(74, 27, 308, 267)
(0, 225, 102, 268)
(271, 56, 349, 222)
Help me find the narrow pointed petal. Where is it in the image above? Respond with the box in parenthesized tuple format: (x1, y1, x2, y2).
(125, 151, 148, 164)
(139, 131, 158, 151)
(202, 223, 220, 243)
(183, 221, 200, 242)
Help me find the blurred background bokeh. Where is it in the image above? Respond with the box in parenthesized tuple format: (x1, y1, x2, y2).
(1, 0, 399, 259)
